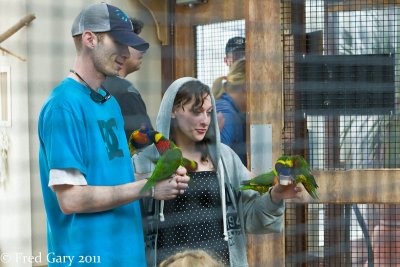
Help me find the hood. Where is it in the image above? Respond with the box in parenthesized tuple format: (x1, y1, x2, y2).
(156, 77, 221, 166)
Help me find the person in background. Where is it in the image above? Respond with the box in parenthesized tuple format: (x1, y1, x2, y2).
(159, 249, 225, 267)
(224, 36, 245, 68)
(102, 17, 153, 140)
(38, 3, 189, 266)
(212, 59, 247, 166)
(133, 77, 302, 266)
(216, 36, 245, 131)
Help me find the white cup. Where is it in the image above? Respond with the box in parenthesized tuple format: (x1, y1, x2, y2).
(279, 174, 292, 185)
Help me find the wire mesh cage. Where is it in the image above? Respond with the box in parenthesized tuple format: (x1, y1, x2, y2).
(282, 0, 400, 266)
(282, 0, 400, 170)
(195, 20, 245, 87)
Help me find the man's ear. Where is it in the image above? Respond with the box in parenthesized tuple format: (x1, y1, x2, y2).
(82, 31, 96, 48)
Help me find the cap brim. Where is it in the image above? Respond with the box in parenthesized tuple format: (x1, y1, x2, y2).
(109, 30, 149, 52)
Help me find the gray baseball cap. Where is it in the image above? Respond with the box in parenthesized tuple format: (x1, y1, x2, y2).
(71, 3, 149, 51)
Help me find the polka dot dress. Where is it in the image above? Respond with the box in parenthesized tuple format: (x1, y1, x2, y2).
(157, 171, 230, 265)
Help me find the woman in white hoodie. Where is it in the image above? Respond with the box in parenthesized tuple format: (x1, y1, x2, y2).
(133, 77, 301, 267)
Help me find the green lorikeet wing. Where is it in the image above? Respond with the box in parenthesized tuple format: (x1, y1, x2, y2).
(290, 155, 319, 199)
(240, 170, 278, 195)
(140, 147, 183, 194)
(294, 173, 319, 200)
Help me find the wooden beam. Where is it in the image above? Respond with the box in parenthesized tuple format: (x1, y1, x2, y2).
(0, 14, 36, 44)
(295, 169, 400, 204)
(246, 0, 285, 266)
(138, 0, 169, 45)
(0, 46, 26, 61)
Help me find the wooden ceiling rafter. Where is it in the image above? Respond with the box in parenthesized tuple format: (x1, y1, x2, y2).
(138, 0, 169, 45)
(0, 14, 36, 61)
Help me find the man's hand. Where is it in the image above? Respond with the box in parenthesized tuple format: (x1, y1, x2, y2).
(153, 166, 190, 200)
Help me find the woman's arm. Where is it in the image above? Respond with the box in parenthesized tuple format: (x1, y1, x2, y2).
(220, 145, 301, 234)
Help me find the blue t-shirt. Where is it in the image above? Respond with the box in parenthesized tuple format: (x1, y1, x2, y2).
(216, 92, 247, 166)
(38, 78, 146, 266)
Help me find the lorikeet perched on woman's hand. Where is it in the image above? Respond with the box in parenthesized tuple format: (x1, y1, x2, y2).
(240, 155, 319, 199)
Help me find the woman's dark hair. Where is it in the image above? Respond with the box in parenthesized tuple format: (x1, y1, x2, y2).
(171, 80, 211, 163)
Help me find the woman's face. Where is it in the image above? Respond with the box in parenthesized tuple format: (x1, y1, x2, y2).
(172, 94, 213, 144)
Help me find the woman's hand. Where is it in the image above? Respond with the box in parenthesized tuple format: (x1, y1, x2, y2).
(270, 182, 303, 203)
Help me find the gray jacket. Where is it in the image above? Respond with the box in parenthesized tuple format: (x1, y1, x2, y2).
(133, 77, 285, 267)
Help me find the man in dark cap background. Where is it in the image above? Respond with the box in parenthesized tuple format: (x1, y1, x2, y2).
(103, 18, 154, 140)
(224, 36, 245, 68)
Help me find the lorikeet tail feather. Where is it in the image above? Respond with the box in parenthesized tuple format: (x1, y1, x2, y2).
(182, 157, 198, 172)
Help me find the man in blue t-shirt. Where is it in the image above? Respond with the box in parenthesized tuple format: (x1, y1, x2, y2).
(38, 3, 189, 266)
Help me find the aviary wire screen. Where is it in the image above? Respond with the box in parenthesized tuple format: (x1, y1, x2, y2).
(195, 19, 245, 87)
(282, 0, 400, 266)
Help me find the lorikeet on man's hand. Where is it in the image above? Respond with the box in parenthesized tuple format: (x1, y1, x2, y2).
(140, 147, 183, 194)
(129, 126, 198, 194)
(151, 130, 198, 172)
(128, 126, 155, 156)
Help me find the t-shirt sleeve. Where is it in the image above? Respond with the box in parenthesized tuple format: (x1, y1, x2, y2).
(42, 106, 88, 175)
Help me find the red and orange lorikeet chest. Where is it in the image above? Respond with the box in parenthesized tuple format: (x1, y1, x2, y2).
(154, 138, 173, 155)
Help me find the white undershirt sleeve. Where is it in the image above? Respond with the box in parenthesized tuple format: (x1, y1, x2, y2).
(49, 168, 87, 191)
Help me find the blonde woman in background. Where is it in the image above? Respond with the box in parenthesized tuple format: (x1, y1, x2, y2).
(212, 59, 247, 166)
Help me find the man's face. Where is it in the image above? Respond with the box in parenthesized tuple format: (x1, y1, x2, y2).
(124, 46, 145, 75)
(224, 51, 245, 68)
(224, 52, 235, 68)
(91, 33, 130, 77)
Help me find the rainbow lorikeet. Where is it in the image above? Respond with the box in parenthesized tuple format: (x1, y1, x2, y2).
(129, 127, 198, 194)
(240, 155, 319, 200)
(128, 126, 155, 156)
(140, 147, 183, 193)
(151, 131, 198, 172)
(129, 126, 198, 172)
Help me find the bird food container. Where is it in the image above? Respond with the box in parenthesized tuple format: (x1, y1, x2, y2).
(279, 173, 293, 185)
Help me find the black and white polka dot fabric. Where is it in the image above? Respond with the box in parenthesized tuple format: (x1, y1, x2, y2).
(157, 171, 230, 265)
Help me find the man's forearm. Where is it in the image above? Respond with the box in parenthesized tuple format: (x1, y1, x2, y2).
(54, 179, 149, 214)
